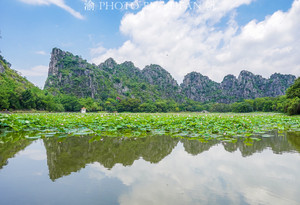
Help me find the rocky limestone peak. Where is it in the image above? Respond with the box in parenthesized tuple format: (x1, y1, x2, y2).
(222, 74, 237, 83)
(221, 74, 237, 90)
(270, 73, 281, 79)
(182, 72, 213, 86)
(265, 73, 296, 96)
(144, 64, 163, 70)
(238, 70, 255, 81)
(182, 72, 215, 88)
(101, 58, 117, 69)
(142, 64, 178, 87)
(44, 48, 297, 103)
(181, 72, 220, 102)
(237, 70, 266, 87)
(49, 48, 66, 76)
(121, 61, 135, 68)
(118, 61, 142, 77)
(143, 64, 169, 75)
(269, 73, 296, 83)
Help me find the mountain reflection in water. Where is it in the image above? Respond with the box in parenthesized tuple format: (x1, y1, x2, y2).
(43, 135, 179, 181)
(1, 132, 300, 180)
(0, 131, 300, 205)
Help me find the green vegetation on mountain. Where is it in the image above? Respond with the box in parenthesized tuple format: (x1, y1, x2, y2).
(181, 70, 296, 103)
(0, 55, 65, 111)
(45, 48, 295, 105)
(44, 48, 181, 103)
(0, 48, 299, 115)
(286, 77, 300, 99)
(285, 77, 300, 115)
(0, 55, 34, 110)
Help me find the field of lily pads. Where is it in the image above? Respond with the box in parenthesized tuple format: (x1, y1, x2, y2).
(0, 112, 300, 144)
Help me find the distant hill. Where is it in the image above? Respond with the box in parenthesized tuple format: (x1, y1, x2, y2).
(181, 70, 296, 103)
(44, 48, 296, 103)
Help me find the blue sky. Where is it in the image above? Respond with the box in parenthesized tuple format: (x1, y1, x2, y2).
(0, 0, 299, 88)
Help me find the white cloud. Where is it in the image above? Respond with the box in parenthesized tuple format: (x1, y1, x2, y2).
(91, 0, 300, 83)
(18, 0, 84, 20)
(17, 65, 49, 77)
(15, 65, 49, 88)
(20, 149, 47, 160)
(88, 143, 300, 205)
(18, 141, 47, 160)
(90, 45, 107, 57)
(36, 50, 47, 55)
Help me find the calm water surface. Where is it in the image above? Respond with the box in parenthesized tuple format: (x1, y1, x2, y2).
(0, 132, 300, 205)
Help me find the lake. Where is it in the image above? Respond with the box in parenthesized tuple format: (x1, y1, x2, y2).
(1, 132, 300, 205)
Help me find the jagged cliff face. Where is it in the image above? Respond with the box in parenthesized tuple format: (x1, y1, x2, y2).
(142, 65, 181, 99)
(45, 48, 105, 98)
(266, 73, 296, 96)
(181, 72, 221, 102)
(48, 48, 65, 76)
(220, 70, 268, 102)
(44, 48, 296, 103)
(181, 70, 296, 103)
(142, 65, 178, 87)
(44, 48, 181, 101)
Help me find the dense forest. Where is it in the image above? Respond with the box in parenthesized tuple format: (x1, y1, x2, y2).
(0, 53, 299, 115)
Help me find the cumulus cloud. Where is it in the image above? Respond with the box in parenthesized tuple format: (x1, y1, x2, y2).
(17, 65, 49, 77)
(89, 143, 300, 205)
(90, 45, 107, 57)
(18, 0, 84, 20)
(91, 0, 300, 83)
(15, 65, 49, 87)
(36, 50, 48, 55)
(20, 148, 47, 160)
